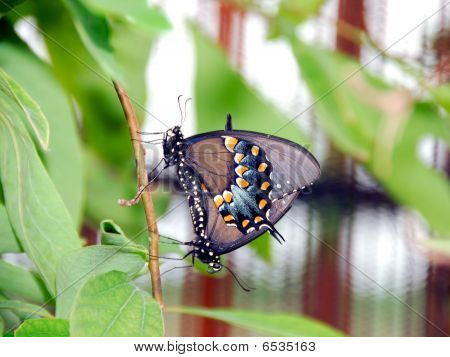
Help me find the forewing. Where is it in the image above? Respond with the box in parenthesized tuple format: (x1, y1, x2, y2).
(186, 130, 320, 200)
(185, 136, 235, 197)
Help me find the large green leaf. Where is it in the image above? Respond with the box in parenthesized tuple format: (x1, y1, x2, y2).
(169, 306, 344, 337)
(0, 260, 51, 304)
(0, 299, 52, 319)
(0, 315, 4, 335)
(290, 40, 450, 237)
(15, 318, 70, 337)
(70, 271, 163, 336)
(63, 0, 123, 82)
(0, 103, 82, 294)
(0, 68, 49, 150)
(82, 0, 171, 34)
(0, 202, 21, 253)
(56, 246, 146, 319)
(0, 41, 84, 225)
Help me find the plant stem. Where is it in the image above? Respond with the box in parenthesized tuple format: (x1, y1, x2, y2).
(113, 81, 163, 306)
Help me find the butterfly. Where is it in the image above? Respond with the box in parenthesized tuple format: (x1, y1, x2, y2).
(153, 113, 321, 277)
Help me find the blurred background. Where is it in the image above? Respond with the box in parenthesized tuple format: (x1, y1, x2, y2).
(0, 0, 449, 336)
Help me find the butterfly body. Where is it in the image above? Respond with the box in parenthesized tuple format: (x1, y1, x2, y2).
(160, 115, 321, 272)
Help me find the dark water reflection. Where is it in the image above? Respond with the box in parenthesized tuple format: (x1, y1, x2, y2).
(153, 187, 449, 337)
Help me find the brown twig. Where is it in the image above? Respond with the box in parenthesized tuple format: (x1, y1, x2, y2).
(113, 81, 163, 306)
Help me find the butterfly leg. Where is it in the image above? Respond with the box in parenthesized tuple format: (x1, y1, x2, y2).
(118, 159, 168, 207)
(161, 265, 193, 277)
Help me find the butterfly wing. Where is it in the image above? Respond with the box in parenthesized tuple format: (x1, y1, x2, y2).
(186, 130, 320, 199)
(184, 130, 320, 253)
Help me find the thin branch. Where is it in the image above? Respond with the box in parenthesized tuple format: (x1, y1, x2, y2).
(113, 81, 163, 306)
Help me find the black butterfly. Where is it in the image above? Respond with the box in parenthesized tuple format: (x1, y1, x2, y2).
(154, 113, 320, 276)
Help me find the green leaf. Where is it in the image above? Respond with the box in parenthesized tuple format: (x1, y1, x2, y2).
(0, 41, 84, 225)
(0, 0, 26, 16)
(63, 0, 124, 82)
(82, 0, 171, 34)
(0, 260, 51, 305)
(290, 40, 450, 237)
(15, 318, 70, 337)
(0, 315, 4, 335)
(0, 299, 52, 319)
(0, 105, 82, 295)
(193, 25, 308, 145)
(70, 271, 163, 336)
(100, 219, 148, 258)
(0, 69, 49, 150)
(0, 202, 21, 253)
(56, 246, 146, 319)
(169, 306, 344, 337)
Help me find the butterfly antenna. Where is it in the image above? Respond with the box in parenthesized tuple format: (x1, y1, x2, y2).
(133, 138, 164, 145)
(177, 94, 184, 126)
(181, 97, 192, 127)
(223, 265, 254, 292)
(138, 131, 165, 135)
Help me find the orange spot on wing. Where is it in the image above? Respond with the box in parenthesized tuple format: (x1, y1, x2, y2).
(223, 136, 238, 152)
(223, 215, 234, 222)
(235, 165, 248, 177)
(254, 216, 263, 223)
(236, 178, 250, 188)
(258, 162, 268, 172)
(223, 190, 233, 203)
(214, 195, 224, 207)
(234, 153, 244, 164)
(259, 199, 268, 209)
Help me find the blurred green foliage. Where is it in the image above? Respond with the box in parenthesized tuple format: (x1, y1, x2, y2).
(290, 40, 450, 237)
(0, 0, 25, 16)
